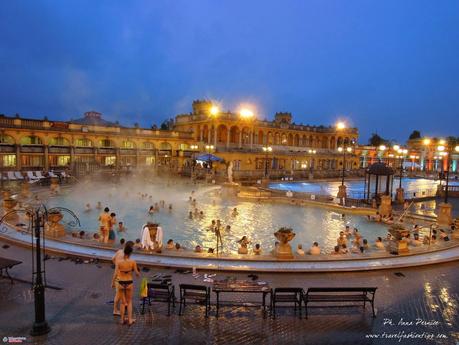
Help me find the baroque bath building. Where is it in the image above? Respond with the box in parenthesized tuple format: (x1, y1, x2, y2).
(0, 101, 359, 179)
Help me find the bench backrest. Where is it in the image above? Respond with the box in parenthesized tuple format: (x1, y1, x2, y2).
(180, 284, 208, 292)
(307, 287, 377, 293)
(147, 283, 171, 291)
(274, 287, 304, 294)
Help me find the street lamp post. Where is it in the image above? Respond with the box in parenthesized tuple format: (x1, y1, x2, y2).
(205, 145, 214, 170)
(436, 143, 459, 226)
(0, 205, 80, 337)
(30, 208, 50, 336)
(308, 149, 316, 179)
(395, 147, 408, 203)
(437, 144, 459, 205)
(337, 146, 352, 203)
(262, 146, 272, 178)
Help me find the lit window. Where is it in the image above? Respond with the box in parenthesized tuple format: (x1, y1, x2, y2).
(122, 141, 135, 149)
(104, 156, 116, 166)
(57, 156, 71, 166)
(0, 135, 14, 144)
(50, 137, 69, 146)
(100, 139, 113, 148)
(75, 138, 92, 147)
(20, 136, 42, 145)
(2, 155, 16, 167)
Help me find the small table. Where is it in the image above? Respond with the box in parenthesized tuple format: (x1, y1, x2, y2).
(212, 279, 272, 318)
(0, 257, 22, 284)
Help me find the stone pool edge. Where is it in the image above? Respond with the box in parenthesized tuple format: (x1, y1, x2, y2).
(1, 223, 458, 272)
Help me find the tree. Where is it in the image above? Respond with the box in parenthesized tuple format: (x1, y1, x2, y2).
(408, 130, 421, 140)
(368, 133, 387, 147)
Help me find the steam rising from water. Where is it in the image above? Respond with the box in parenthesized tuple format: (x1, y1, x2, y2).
(46, 176, 397, 253)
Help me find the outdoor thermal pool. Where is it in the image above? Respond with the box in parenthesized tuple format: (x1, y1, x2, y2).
(43, 180, 402, 254)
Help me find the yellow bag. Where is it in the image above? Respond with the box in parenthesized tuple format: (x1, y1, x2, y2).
(139, 277, 148, 298)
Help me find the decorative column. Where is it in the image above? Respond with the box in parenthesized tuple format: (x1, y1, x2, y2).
(115, 148, 120, 170)
(135, 148, 140, 168)
(437, 203, 452, 226)
(213, 125, 217, 148)
(199, 127, 203, 142)
(379, 195, 393, 217)
(44, 145, 49, 172)
(238, 130, 242, 148)
(69, 146, 75, 172)
(226, 130, 230, 149)
(16, 145, 22, 170)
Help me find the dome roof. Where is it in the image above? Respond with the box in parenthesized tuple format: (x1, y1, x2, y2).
(367, 162, 394, 175)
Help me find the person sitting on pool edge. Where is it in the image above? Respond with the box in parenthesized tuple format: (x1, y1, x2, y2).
(253, 244, 262, 255)
(296, 244, 305, 256)
(331, 245, 340, 255)
(309, 242, 321, 255)
(411, 233, 423, 246)
(166, 239, 174, 250)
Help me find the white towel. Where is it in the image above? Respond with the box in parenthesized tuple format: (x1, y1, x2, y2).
(155, 226, 163, 248)
(140, 225, 154, 250)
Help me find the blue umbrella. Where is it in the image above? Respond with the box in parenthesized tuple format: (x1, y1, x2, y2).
(195, 153, 224, 162)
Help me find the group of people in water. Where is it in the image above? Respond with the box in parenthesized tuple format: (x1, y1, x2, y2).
(84, 187, 456, 258)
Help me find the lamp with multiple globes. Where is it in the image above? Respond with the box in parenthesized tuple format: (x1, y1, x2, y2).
(262, 146, 273, 178)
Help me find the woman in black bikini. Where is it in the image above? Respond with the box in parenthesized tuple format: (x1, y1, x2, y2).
(112, 245, 140, 325)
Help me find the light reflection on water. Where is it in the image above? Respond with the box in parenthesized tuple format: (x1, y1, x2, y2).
(46, 182, 394, 253)
(270, 178, 459, 198)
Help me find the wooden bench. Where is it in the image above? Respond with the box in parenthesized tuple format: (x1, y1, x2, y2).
(179, 284, 211, 317)
(304, 287, 377, 319)
(272, 287, 304, 319)
(0, 257, 22, 284)
(141, 283, 176, 316)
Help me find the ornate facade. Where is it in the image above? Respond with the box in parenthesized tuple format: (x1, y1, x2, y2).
(174, 100, 359, 177)
(0, 101, 360, 178)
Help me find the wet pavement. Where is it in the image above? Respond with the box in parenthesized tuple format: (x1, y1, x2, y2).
(0, 241, 458, 345)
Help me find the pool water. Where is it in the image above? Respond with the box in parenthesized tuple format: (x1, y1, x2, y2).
(45, 180, 394, 254)
(269, 178, 459, 199)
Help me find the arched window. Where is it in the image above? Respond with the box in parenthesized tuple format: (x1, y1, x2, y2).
(159, 142, 172, 150)
(143, 142, 155, 149)
(122, 140, 135, 149)
(20, 136, 42, 145)
(99, 139, 114, 148)
(75, 138, 93, 147)
(49, 137, 70, 146)
(0, 135, 14, 144)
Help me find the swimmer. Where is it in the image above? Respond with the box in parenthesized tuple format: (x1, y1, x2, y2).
(96, 201, 102, 210)
(148, 206, 155, 215)
(232, 207, 239, 217)
(118, 222, 126, 232)
(84, 203, 92, 212)
(168, 204, 173, 212)
(189, 211, 193, 219)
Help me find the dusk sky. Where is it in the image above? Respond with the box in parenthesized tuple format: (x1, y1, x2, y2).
(1, 0, 458, 143)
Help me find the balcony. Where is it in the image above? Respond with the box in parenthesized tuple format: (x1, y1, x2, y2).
(0, 145, 15, 153)
(75, 147, 94, 154)
(20, 145, 44, 153)
(49, 146, 71, 154)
